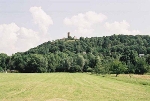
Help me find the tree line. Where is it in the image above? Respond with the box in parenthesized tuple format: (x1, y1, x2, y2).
(0, 34, 150, 76)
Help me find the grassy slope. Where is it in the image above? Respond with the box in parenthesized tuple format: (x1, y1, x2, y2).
(0, 73, 150, 101)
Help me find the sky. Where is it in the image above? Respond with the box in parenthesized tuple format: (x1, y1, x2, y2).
(0, 0, 150, 55)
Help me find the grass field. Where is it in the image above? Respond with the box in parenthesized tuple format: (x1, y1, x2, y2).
(0, 73, 150, 101)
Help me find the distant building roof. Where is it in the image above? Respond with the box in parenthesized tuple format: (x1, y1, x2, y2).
(139, 54, 144, 57)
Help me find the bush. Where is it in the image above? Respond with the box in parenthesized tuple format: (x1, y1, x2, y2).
(86, 67, 93, 72)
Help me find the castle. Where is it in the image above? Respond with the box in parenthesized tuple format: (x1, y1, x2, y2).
(67, 32, 77, 39)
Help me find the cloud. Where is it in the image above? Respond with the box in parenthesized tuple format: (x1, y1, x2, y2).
(16, 27, 40, 51)
(104, 20, 140, 35)
(30, 6, 53, 34)
(0, 23, 40, 55)
(0, 7, 53, 55)
(64, 11, 107, 37)
(0, 23, 19, 54)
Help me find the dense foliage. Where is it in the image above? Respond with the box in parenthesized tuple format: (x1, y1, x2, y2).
(0, 34, 150, 75)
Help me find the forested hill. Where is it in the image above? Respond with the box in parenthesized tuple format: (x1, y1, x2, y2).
(0, 34, 150, 74)
(27, 34, 150, 55)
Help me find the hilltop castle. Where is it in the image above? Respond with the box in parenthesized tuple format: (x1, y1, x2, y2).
(67, 32, 77, 39)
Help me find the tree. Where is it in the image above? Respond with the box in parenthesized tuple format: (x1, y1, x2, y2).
(94, 56, 102, 74)
(11, 54, 23, 72)
(46, 53, 57, 72)
(146, 55, 150, 65)
(101, 56, 112, 74)
(87, 53, 96, 69)
(76, 54, 85, 72)
(26, 54, 48, 73)
(65, 56, 74, 72)
(0, 66, 3, 72)
(110, 60, 127, 77)
(135, 57, 149, 74)
(0, 53, 9, 72)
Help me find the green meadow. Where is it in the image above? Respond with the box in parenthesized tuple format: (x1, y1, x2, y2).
(0, 73, 150, 101)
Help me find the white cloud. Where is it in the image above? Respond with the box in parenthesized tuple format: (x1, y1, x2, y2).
(104, 20, 140, 35)
(64, 11, 107, 37)
(0, 23, 19, 54)
(0, 6, 53, 55)
(0, 23, 40, 55)
(16, 27, 40, 51)
(30, 6, 53, 34)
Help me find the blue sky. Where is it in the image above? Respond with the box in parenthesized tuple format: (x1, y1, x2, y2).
(0, 0, 150, 55)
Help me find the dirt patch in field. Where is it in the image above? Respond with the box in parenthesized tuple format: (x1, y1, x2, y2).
(46, 98, 68, 101)
(133, 75, 150, 80)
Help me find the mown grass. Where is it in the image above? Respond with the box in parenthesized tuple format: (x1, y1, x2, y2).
(0, 73, 150, 101)
(107, 74, 150, 86)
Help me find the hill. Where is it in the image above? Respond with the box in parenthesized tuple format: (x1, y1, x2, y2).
(0, 34, 150, 74)
(26, 34, 150, 55)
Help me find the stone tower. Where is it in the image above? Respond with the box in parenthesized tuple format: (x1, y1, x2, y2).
(68, 32, 70, 38)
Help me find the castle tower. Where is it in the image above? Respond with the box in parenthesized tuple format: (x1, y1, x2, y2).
(68, 32, 70, 38)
